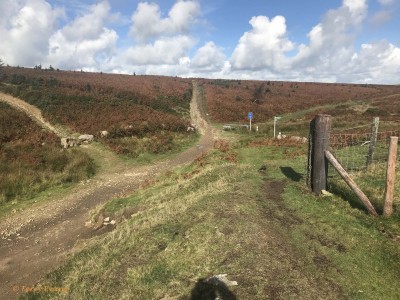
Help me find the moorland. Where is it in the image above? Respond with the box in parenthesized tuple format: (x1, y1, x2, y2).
(0, 66, 399, 299)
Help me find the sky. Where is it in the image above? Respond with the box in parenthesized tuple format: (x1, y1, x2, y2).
(0, 0, 399, 84)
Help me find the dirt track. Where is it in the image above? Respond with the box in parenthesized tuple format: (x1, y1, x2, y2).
(0, 92, 67, 137)
(0, 81, 214, 299)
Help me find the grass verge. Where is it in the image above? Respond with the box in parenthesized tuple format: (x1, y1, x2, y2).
(21, 138, 400, 300)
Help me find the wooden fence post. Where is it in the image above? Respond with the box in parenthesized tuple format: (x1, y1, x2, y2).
(366, 117, 379, 167)
(308, 114, 332, 194)
(383, 136, 398, 217)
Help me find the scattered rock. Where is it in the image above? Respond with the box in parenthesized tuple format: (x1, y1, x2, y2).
(205, 274, 238, 287)
(78, 134, 94, 144)
(93, 213, 104, 230)
(110, 220, 116, 225)
(104, 217, 110, 222)
(100, 130, 109, 137)
(60, 137, 78, 149)
(321, 190, 334, 197)
(289, 136, 302, 142)
(276, 134, 307, 143)
(277, 132, 287, 140)
(289, 136, 308, 143)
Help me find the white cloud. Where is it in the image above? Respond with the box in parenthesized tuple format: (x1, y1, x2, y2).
(343, 0, 368, 23)
(111, 0, 201, 73)
(370, 10, 392, 26)
(287, 0, 400, 83)
(292, 0, 367, 72)
(61, 1, 110, 41)
(0, 0, 63, 66)
(122, 35, 195, 66)
(0, 0, 399, 84)
(0, 0, 20, 28)
(344, 40, 400, 83)
(130, 1, 200, 43)
(191, 42, 226, 71)
(230, 15, 294, 71)
(46, 1, 118, 70)
(226, 0, 400, 84)
(378, 0, 395, 5)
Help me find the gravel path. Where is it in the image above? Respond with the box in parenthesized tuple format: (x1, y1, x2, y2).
(0, 81, 213, 300)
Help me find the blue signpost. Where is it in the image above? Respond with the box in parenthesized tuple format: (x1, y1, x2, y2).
(248, 112, 253, 131)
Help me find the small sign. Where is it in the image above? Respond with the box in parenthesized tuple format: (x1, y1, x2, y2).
(248, 112, 253, 120)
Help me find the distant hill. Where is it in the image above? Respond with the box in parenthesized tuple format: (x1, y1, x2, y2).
(199, 78, 400, 124)
(0, 67, 195, 157)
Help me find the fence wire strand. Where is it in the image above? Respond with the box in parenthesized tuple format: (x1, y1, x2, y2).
(327, 129, 400, 185)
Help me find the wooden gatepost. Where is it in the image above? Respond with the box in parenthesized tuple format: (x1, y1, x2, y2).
(307, 114, 379, 217)
(307, 114, 332, 194)
(383, 136, 399, 216)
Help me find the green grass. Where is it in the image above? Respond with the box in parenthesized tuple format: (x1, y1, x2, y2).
(0, 147, 96, 217)
(0, 184, 76, 220)
(111, 132, 200, 165)
(329, 162, 400, 214)
(237, 143, 400, 299)
(21, 136, 400, 300)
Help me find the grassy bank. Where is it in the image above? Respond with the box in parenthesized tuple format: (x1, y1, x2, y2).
(107, 131, 200, 165)
(23, 136, 400, 299)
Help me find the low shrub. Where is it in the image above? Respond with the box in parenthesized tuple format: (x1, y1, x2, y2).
(0, 103, 96, 204)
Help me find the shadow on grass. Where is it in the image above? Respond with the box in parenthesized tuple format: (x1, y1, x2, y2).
(189, 278, 237, 300)
(328, 180, 373, 214)
(280, 167, 303, 182)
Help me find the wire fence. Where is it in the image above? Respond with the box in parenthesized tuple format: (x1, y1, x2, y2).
(303, 120, 400, 173)
(329, 130, 400, 173)
(325, 120, 399, 210)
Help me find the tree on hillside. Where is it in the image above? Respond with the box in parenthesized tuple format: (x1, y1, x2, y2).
(0, 58, 4, 80)
(252, 83, 266, 104)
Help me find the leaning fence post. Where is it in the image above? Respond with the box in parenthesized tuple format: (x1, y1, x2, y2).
(366, 117, 379, 167)
(325, 150, 378, 216)
(308, 114, 332, 194)
(383, 136, 398, 217)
